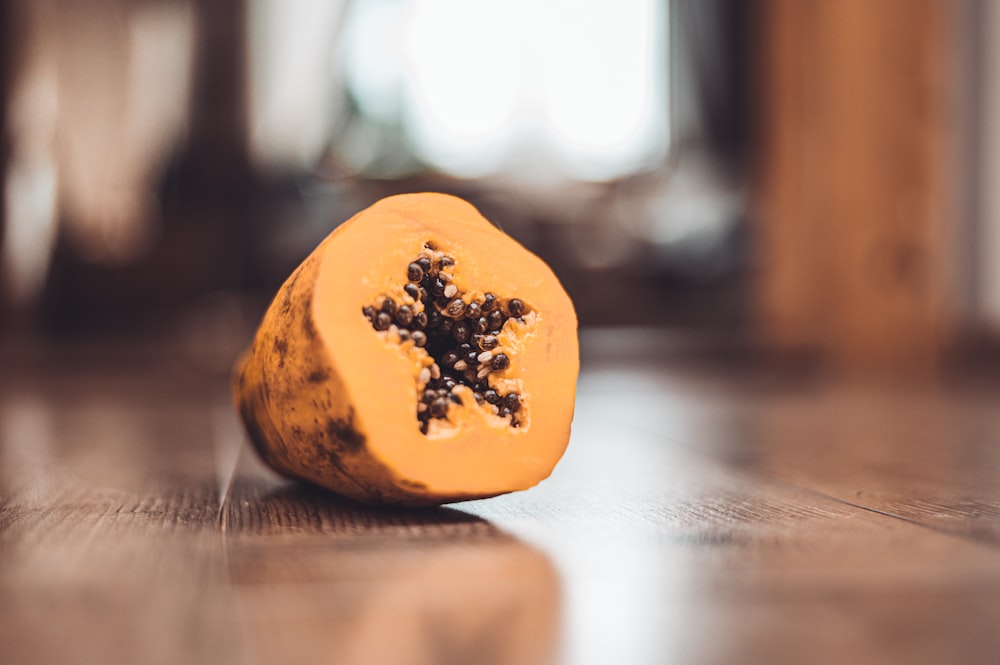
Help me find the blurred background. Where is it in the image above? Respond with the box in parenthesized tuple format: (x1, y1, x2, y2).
(0, 0, 996, 378)
(3, 5, 1000, 664)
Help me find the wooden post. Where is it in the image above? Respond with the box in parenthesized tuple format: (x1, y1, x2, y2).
(754, 0, 955, 375)
(0, 0, 9, 323)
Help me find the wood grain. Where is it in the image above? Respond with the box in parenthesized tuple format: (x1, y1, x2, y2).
(0, 382, 239, 665)
(2, 333, 999, 664)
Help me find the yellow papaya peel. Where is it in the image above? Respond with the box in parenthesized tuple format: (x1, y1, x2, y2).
(233, 193, 579, 505)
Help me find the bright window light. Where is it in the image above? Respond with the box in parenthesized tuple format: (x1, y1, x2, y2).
(401, 0, 525, 177)
(340, 0, 669, 181)
(539, 0, 667, 180)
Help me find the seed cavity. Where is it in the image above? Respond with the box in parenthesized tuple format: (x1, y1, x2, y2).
(362, 247, 533, 432)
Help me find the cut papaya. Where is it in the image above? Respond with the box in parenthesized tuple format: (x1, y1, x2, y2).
(233, 192, 579, 506)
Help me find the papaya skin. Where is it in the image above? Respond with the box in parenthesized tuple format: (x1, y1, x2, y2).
(233, 193, 579, 506)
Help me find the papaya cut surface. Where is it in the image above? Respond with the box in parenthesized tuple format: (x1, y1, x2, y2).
(234, 193, 579, 505)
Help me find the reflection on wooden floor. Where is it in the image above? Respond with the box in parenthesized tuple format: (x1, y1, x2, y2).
(227, 460, 559, 665)
(1, 329, 998, 665)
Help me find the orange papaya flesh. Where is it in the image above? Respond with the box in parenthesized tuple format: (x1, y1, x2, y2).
(234, 192, 579, 506)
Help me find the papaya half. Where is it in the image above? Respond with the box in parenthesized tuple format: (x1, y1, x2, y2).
(234, 193, 579, 506)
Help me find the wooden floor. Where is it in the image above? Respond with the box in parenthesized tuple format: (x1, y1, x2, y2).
(1, 328, 998, 665)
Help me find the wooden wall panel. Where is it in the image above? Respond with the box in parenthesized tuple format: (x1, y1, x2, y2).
(754, 0, 955, 374)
